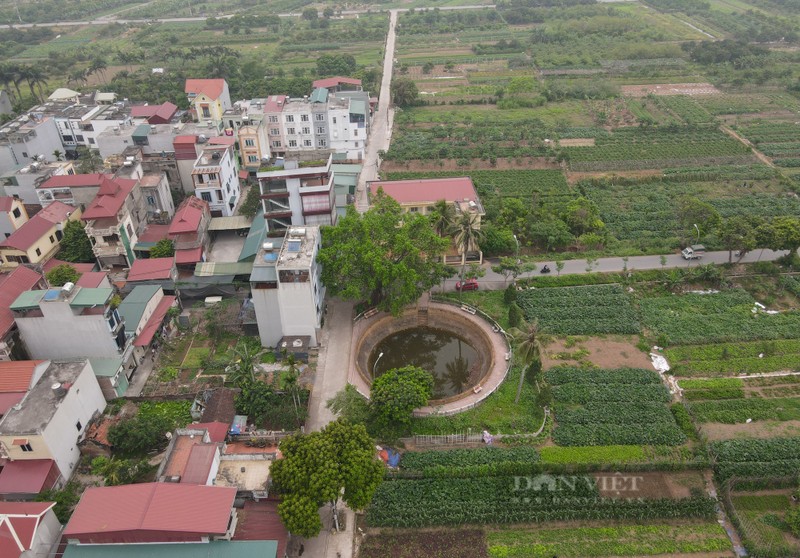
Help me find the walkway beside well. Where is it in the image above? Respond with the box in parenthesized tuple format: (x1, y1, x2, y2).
(347, 300, 512, 417)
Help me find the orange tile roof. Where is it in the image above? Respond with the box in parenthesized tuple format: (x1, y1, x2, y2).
(0, 361, 43, 393)
(185, 79, 226, 100)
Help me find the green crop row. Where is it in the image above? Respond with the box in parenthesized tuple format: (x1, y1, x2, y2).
(538, 445, 648, 464)
(400, 447, 540, 472)
(546, 367, 662, 386)
(667, 339, 800, 376)
(683, 387, 746, 400)
(689, 397, 800, 424)
(678, 378, 745, 390)
(487, 522, 732, 557)
(552, 383, 671, 404)
(552, 422, 686, 446)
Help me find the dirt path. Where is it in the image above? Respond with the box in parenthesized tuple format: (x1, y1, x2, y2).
(720, 125, 775, 168)
(704, 470, 748, 557)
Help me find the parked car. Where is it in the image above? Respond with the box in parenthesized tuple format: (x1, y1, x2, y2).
(456, 278, 479, 291)
(681, 244, 706, 260)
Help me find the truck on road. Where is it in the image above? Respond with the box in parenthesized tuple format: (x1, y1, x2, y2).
(681, 244, 706, 260)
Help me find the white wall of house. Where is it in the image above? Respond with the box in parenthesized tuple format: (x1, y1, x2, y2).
(0, 200, 28, 239)
(29, 508, 62, 558)
(252, 286, 282, 348)
(41, 361, 106, 478)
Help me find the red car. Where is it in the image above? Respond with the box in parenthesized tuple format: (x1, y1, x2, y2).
(456, 278, 479, 291)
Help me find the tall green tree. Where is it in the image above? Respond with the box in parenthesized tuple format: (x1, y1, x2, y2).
(58, 220, 94, 263)
(508, 320, 542, 404)
(766, 216, 800, 257)
(676, 196, 720, 241)
(370, 366, 433, 425)
(718, 216, 757, 263)
(271, 420, 383, 537)
(453, 212, 485, 299)
(429, 199, 456, 238)
(391, 77, 419, 107)
(563, 197, 604, 237)
(46, 263, 79, 287)
(318, 191, 450, 315)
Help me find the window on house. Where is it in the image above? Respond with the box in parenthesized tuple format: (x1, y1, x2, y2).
(355, 142, 359, 148)
(89, 138, 95, 144)
(56, 230, 63, 241)
(354, 129, 358, 137)
(21, 152, 28, 158)
(3, 233, 9, 238)
(49, 235, 55, 243)
(333, 117, 337, 124)
(20, 443, 33, 452)
(201, 105, 211, 118)
(302, 127, 310, 135)
(316, 114, 325, 121)
(317, 127, 325, 134)
(197, 174, 205, 185)
(208, 173, 218, 181)
(270, 128, 280, 136)
(76, 421, 82, 431)
(318, 139, 326, 147)
(288, 140, 297, 148)
(272, 141, 281, 148)
(301, 114, 309, 122)
(201, 192, 212, 202)
(35, 248, 41, 257)
(75, 135, 84, 142)
(245, 139, 255, 147)
(248, 155, 258, 163)
(269, 115, 278, 123)
(147, 195, 156, 205)
(285, 115, 294, 123)
(126, 223, 133, 237)
(287, 127, 295, 135)
(217, 191, 223, 201)
(304, 140, 312, 147)
(12, 208, 21, 218)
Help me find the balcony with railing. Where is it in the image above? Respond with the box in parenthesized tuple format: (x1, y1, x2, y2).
(299, 174, 333, 195)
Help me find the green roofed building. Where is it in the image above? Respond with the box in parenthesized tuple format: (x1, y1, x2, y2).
(63, 540, 279, 558)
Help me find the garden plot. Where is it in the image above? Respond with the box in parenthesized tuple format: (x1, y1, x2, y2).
(621, 83, 721, 97)
(547, 367, 686, 446)
(667, 339, 800, 377)
(541, 336, 652, 370)
(728, 491, 800, 558)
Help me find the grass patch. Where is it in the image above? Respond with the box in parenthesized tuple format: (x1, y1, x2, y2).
(182, 347, 210, 369)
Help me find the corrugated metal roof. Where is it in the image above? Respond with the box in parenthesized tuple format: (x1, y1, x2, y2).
(63, 540, 278, 558)
(87, 358, 123, 378)
(238, 208, 266, 262)
(70, 287, 112, 308)
(0, 267, 42, 335)
(63, 483, 237, 539)
(208, 216, 252, 231)
(10, 290, 44, 311)
(133, 296, 175, 347)
(118, 286, 161, 333)
(0, 459, 57, 495)
(249, 265, 277, 282)
(128, 258, 174, 281)
(310, 88, 328, 104)
(132, 123, 151, 139)
(349, 99, 366, 116)
(175, 247, 203, 264)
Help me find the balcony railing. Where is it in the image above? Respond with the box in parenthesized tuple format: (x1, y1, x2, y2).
(93, 244, 126, 257)
(87, 226, 119, 237)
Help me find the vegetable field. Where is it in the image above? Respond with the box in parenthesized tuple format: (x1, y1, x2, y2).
(729, 493, 800, 558)
(640, 289, 800, 346)
(548, 367, 685, 446)
(709, 437, 800, 481)
(667, 339, 800, 377)
(736, 121, 800, 168)
(517, 284, 639, 335)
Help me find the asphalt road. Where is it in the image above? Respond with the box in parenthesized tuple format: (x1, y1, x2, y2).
(442, 248, 791, 291)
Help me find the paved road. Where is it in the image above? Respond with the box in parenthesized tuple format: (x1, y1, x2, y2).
(355, 9, 398, 213)
(442, 248, 790, 290)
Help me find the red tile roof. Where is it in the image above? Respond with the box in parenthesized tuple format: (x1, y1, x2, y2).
(208, 136, 235, 146)
(173, 135, 197, 145)
(131, 102, 178, 122)
(175, 246, 202, 265)
(137, 224, 171, 244)
(169, 197, 208, 235)
(0, 501, 56, 558)
(0, 393, 25, 416)
(181, 444, 218, 484)
(0, 459, 58, 495)
(0, 267, 43, 337)
(134, 295, 176, 347)
(370, 176, 479, 205)
(76, 271, 108, 288)
(263, 95, 287, 113)
(127, 258, 174, 282)
(239, 170, 249, 180)
(312, 76, 362, 89)
(0, 361, 43, 393)
(0, 197, 15, 212)
(64, 483, 237, 540)
(38, 173, 105, 190)
(234, 500, 289, 558)
(41, 259, 94, 274)
(185, 79, 226, 100)
(0, 201, 76, 251)
(81, 177, 137, 220)
(190, 422, 229, 443)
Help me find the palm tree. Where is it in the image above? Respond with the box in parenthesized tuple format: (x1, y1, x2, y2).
(52, 149, 64, 161)
(508, 320, 542, 404)
(430, 199, 456, 237)
(227, 341, 259, 387)
(452, 211, 484, 299)
(0, 64, 18, 105)
(88, 57, 108, 84)
(20, 65, 47, 102)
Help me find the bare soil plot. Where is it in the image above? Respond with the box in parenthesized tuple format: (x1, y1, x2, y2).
(701, 419, 800, 441)
(381, 157, 559, 172)
(558, 138, 595, 147)
(594, 471, 704, 499)
(542, 335, 652, 371)
(621, 83, 721, 97)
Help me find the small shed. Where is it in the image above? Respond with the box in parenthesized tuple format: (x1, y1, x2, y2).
(274, 336, 310, 363)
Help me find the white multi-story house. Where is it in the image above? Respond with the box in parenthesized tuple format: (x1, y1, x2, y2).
(250, 226, 324, 348)
(0, 114, 64, 177)
(256, 155, 336, 233)
(0, 359, 106, 488)
(0, 159, 76, 205)
(192, 144, 240, 217)
(11, 284, 133, 366)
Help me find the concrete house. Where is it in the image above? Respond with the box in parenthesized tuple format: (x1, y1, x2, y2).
(192, 144, 240, 217)
(156, 426, 222, 485)
(0, 501, 62, 558)
(0, 196, 28, 242)
(0, 360, 106, 493)
(0, 267, 45, 360)
(80, 176, 141, 267)
(124, 257, 178, 294)
(256, 156, 336, 233)
(37, 173, 106, 209)
(369, 176, 486, 264)
(63, 483, 238, 544)
(250, 226, 324, 348)
(0, 115, 63, 178)
(0, 360, 50, 418)
(117, 285, 176, 365)
(185, 79, 232, 125)
(0, 159, 76, 205)
(130, 102, 178, 125)
(0, 201, 81, 270)
(169, 196, 211, 267)
(11, 285, 132, 365)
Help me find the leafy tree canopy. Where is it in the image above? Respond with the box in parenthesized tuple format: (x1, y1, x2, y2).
(46, 263, 79, 287)
(371, 366, 434, 425)
(391, 77, 419, 108)
(239, 184, 262, 220)
(271, 420, 383, 537)
(149, 239, 175, 259)
(318, 191, 450, 315)
(58, 220, 94, 263)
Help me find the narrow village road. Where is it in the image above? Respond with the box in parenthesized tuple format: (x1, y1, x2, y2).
(354, 9, 398, 213)
(441, 248, 791, 290)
